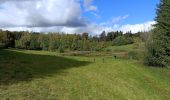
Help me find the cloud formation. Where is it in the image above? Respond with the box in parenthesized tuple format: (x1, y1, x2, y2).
(0, 0, 86, 27)
(0, 0, 155, 35)
(84, 0, 97, 11)
(2, 21, 155, 35)
(118, 21, 156, 33)
(101, 15, 129, 26)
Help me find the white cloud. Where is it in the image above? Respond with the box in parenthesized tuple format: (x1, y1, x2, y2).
(2, 21, 155, 35)
(91, 12, 101, 19)
(100, 15, 129, 26)
(0, 1, 155, 35)
(84, 0, 97, 11)
(111, 15, 129, 24)
(84, 21, 156, 35)
(0, 0, 86, 27)
(118, 21, 156, 33)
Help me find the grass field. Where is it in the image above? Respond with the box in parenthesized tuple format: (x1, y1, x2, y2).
(0, 49, 170, 100)
(104, 44, 135, 52)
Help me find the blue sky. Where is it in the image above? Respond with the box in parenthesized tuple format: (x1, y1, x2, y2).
(0, 0, 159, 34)
(83, 0, 159, 24)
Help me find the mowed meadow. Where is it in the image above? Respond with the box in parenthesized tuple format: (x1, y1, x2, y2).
(0, 0, 170, 99)
(0, 46, 170, 100)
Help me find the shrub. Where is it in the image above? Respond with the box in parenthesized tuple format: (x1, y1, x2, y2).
(58, 47, 64, 53)
(144, 40, 168, 67)
(106, 49, 111, 52)
(0, 43, 5, 49)
(113, 36, 133, 46)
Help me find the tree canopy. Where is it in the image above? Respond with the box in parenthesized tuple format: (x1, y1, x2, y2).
(145, 0, 170, 67)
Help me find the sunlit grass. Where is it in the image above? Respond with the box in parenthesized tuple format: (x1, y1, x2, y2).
(104, 44, 134, 52)
(0, 49, 170, 100)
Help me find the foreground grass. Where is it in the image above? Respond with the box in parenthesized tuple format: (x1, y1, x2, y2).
(0, 49, 170, 100)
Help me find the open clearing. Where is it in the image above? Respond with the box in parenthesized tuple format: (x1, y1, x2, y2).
(0, 49, 170, 100)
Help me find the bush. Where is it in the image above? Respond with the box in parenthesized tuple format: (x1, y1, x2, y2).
(106, 49, 111, 52)
(144, 41, 168, 67)
(58, 47, 64, 53)
(0, 43, 5, 49)
(113, 36, 133, 46)
(29, 41, 41, 50)
(49, 41, 60, 51)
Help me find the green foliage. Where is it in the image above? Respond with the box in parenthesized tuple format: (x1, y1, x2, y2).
(113, 36, 133, 46)
(0, 30, 15, 48)
(82, 38, 89, 51)
(145, 0, 170, 67)
(145, 36, 168, 67)
(0, 29, 139, 52)
(100, 31, 106, 41)
(48, 41, 59, 51)
(58, 46, 64, 53)
(29, 34, 41, 50)
(15, 32, 31, 49)
(0, 43, 5, 49)
(39, 34, 49, 51)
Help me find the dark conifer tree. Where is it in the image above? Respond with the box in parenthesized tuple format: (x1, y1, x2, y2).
(145, 0, 170, 67)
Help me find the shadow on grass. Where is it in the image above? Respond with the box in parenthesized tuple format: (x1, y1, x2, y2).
(0, 49, 91, 85)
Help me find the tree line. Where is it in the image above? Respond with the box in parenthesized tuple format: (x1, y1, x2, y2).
(0, 30, 140, 52)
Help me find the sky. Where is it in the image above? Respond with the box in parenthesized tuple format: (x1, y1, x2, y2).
(0, 0, 159, 35)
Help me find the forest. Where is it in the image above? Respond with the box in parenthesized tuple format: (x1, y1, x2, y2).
(0, 30, 140, 52)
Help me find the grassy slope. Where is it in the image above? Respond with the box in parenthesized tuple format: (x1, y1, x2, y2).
(104, 44, 134, 52)
(0, 49, 170, 100)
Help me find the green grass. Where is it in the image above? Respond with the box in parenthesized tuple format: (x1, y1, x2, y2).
(0, 49, 170, 100)
(104, 44, 134, 52)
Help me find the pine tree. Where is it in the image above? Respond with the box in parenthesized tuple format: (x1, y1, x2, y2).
(145, 0, 170, 67)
